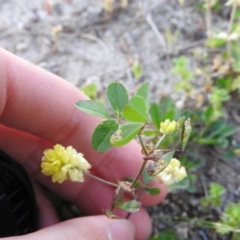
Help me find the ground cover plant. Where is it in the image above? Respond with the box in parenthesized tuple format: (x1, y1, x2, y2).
(41, 82, 191, 218)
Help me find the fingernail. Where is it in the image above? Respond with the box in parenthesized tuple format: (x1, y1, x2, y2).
(107, 219, 135, 240)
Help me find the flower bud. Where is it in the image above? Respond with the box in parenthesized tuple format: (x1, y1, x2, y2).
(160, 119, 177, 135)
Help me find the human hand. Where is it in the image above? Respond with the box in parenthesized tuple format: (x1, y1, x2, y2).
(0, 48, 167, 240)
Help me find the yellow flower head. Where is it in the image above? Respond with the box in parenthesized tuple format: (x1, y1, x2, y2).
(41, 144, 91, 184)
(160, 119, 177, 135)
(157, 158, 187, 186)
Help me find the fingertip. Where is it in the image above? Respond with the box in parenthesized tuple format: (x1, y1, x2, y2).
(5, 216, 135, 240)
(107, 219, 135, 240)
(32, 183, 59, 228)
(128, 208, 152, 240)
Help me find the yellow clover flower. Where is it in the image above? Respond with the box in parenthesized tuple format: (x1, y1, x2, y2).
(157, 158, 187, 186)
(160, 119, 177, 135)
(41, 144, 91, 183)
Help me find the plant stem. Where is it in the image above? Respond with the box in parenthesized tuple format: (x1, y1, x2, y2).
(130, 160, 148, 189)
(138, 133, 148, 155)
(227, 1, 237, 62)
(150, 134, 166, 153)
(130, 134, 149, 189)
(205, 0, 212, 37)
(85, 172, 119, 188)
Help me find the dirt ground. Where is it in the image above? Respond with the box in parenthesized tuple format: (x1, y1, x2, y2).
(0, 0, 207, 98)
(1, 0, 240, 239)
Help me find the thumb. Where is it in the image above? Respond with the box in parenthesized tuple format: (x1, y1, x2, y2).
(3, 216, 135, 240)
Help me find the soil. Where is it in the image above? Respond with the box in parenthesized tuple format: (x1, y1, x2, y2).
(1, 0, 240, 239)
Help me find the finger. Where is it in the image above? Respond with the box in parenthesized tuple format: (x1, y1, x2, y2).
(0, 124, 167, 208)
(3, 216, 135, 240)
(0, 123, 159, 240)
(32, 182, 59, 228)
(0, 123, 162, 240)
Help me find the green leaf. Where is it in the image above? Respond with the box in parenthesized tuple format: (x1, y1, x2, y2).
(187, 185, 197, 193)
(231, 232, 240, 240)
(149, 103, 162, 129)
(177, 116, 185, 128)
(203, 120, 236, 142)
(209, 182, 226, 207)
(142, 168, 154, 184)
(164, 109, 175, 120)
(104, 209, 121, 219)
(91, 119, 118, 152)
(221, 202, 240, 229)
(124, 178, 142, 189)
(107, 82, 128, 117)
(181, 118, 192, 150)
(170, 116, 186, 146)
(168, 177, 190, 191)
(136, 82, 150, 108)
(80, 83, 97, 100)
(201, 182, 226, 208)
(217, 138, 229, 148)
(162, 151, 175, 165)
(110, 123, 143, 147)
(132, 60, 143, 79)
(172, 56, 193, 81)
(155, 134, 173, 149)
(202, 106, 214, 122)
(216, 77, 232, 91)
(159, 97, 176, 119)
(117, 200, 141, 213)
(197, 138, 219, 145)
(181, 157, 202, 171)
(75, 100, 110, 118)
(144, 186, 161, 195)
(148, 151, 175, 177)
(143, 129, 159, 136)
(150, 230, 177, 240)
(149, 97, 177, 129)
(122, 96, 148, 123)
(206, 37, 226, 48)
(219, 126, 236, 138)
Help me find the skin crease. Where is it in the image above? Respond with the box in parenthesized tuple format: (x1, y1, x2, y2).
(0, 48, 167, 240)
